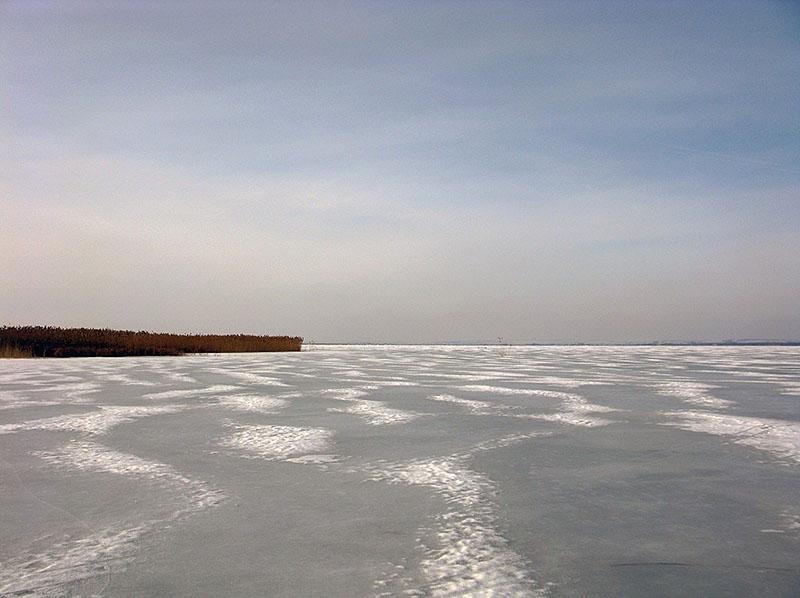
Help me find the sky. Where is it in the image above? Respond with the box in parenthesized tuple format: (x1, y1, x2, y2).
(2, 1, 799, 343)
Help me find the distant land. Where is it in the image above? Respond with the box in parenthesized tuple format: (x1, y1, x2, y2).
(309, 340, 800, 347)
(0, 326, 303, 358)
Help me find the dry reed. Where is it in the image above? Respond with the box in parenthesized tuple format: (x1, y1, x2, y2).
(0, 326, 302, 358)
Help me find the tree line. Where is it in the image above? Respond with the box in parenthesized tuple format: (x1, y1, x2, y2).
(0, 326, 303, 357)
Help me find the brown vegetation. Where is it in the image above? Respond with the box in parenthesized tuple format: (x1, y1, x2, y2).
(0, 343, 33, 358)
(0, 326, 302, 358)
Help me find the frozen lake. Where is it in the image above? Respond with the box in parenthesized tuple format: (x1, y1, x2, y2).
(1, 345, 799, 597)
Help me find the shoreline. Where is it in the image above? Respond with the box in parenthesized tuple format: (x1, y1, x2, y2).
(0, 326, 303, 358)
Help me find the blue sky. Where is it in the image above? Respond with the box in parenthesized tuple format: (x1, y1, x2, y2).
(2, 1, 799, 342)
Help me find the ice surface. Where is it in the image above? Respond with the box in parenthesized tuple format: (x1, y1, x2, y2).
(1, 441, 222, 597)
(1, 345, 798, 596)
(366, 454, 546, 597)
(665, 410, 800, 463)
(0, 524, 147, 597)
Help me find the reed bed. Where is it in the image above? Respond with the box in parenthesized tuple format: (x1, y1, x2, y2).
(0, 326, 302, 357)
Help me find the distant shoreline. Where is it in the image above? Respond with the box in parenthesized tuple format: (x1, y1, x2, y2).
(307, 341, 800, 347)
(0, 326, 303, 358)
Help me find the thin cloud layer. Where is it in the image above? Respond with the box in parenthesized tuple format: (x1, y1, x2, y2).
(2, 1, 799, 342)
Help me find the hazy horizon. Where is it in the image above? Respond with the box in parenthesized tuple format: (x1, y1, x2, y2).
(3, 1, 799, 343)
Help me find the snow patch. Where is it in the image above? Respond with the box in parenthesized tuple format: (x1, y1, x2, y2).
(3, 442, 224, 597)
(366, 457, 545, 597)
(452, 385, 580, 400)
(0, 405, 187, 436)
(215, 395, 288, 413)
(322, 387, 374, 400)
(142, 385, 239, 400)
(656, 382, 732, 408)
(427, 394, 495, 414)
(519, 376, 602, 388)
(665, 410, 800, 463)
(34, 441, 223, 510)
(0, 525, 147, 598)
(207, 369, 289, 386)
(452, 386, 615, 427)
(220, 424, 333, 461)
(329, 400, 420, 426)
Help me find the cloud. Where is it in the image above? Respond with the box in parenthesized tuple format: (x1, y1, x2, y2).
(2, 1, 798, 341)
